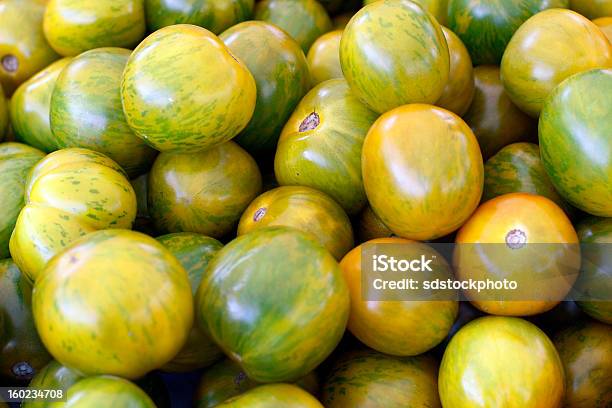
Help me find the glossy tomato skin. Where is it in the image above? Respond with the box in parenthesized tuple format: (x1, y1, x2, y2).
(570, 0, 612, 19)
(0, 0, 60, 96)
(43, 0, 146, 57)
(10, 58, 72, 153)
(196, 227, 349, 383)
(363, 0, 449, 25)
(22, 360, 83, 408)
(121, 25, 256, 153)
(436, 27, 475, 117)
(340, 238, 458, 355)
(539, 69, 612, 217)
(341, 0, 449, 114)
(483, 143, 570, 214)
(156, 233, 224, 372)
(0, 143, 45, 259)
(574, 216, 612, 324)
(447, 0, 569, 65)
(275, 79, 378, 215)
(32, 230, 193, 379)
(63, 376, 155, 408)
(322, 350, 441, 408)
(148, 142, 262, 238)
(50, 48, 157, 178)
(0, 85, 7, 140)
(594, 17, 612, 43)
(356, 205, 393, 243)
(307, 30, 343, 86)
(362, 104, 483, 240)
(217, 384, 322, 408)
(463, 65, 536, 159)
(238, 186, 354, 260)
(146, 0, 254, 34)
(553, 321, 612, 408)
(455, 193, 579, 316)
(195, 359, 319, 408)
(254, 0, 332, 53)
(439, 316, 565, 408)
(220, 21, 311, 157)
(9, 148, 136, 283)
(0, 259, 51, 382)
(501, 9, 612, 117)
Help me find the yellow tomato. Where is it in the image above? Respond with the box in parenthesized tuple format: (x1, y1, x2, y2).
(307, 30, 343, 86)
(436, 27, 475, 117)
(9, 148, 136, 283)
(340, 238, 458, 355)
(362, 104, 483, 240)
(32, 230, 193, 379)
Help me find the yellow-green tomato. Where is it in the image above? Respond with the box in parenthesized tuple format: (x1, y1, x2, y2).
(362, 104, 483, 240)
(121, 24, 256, 152)
(10, 58, 72, 152)
(341, 0, 450, 113)
(32, 230, 193, 379)
(570, 0, 612, 19)
(9, 148, 136, 283)
(0, 0, 60, 95)
(501, 9, 612, 117)
(307, 30, 343, 86)
(43, 0, 146, 56)
(148, 142, 262, 238)
(436, 27, 475, 117)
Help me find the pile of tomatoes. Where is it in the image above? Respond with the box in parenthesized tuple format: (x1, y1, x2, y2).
(0, 0, 611, 407)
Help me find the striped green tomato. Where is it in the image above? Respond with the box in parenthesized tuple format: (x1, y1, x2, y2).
(365, 0, 449, 25)
(195, 359, 319, 408)
(275, 79, 378, 215)
(148, 142, 261, 238)
(483, 143, 570, 214)
(0, 258, 51, 382)
(553, 321, 612, 407)
(217, 384, 322, 408)
(32, 230, 193, 379)
(238, 186, 354, 260)
(43, 0, 146, 56)
(439, 316, 565, 407)
(463, 66, 537, 159)
(146, 0, 254, 34)
(23, 361, 84, 408)
(574, 216, 612, 324)
(436, 27, 475, 117)
(539, 69, 612, 216)
(51, 48, 157, 177)
(340, 0, 449, 113)
(501, 9, 612, 117)
(0, 143, 45, 259)
(447, 0, 569, 65)
(10, 58, 72, 152)
(570, 0, 612, 19)
(196, 227, 349, 383)
(121, 24, 256, 152)
(63, 376, 155, 407)
(9, 148, 136, 283)
(220, 21, 311, 157)
(157, 233, 224, 372)
(254, 0, 332, 53)
(322, 350, 441, 407)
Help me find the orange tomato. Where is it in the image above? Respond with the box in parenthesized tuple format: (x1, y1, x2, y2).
(455, 193, 580, 316)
